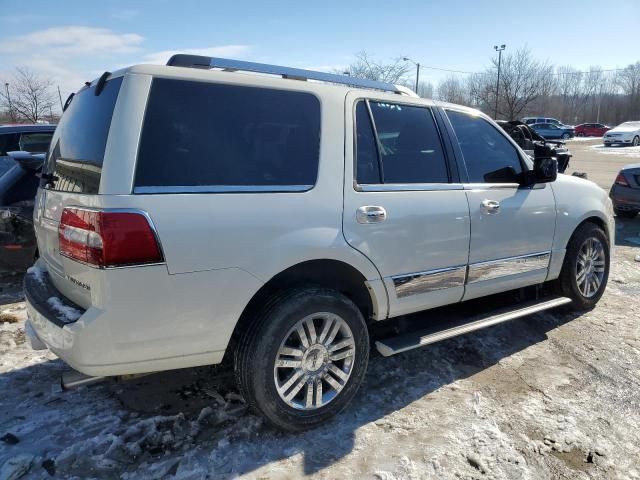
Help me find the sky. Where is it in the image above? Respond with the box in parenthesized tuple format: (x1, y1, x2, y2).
(1, 0, 639, 111)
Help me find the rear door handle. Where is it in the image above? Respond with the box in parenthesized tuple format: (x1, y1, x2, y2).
(356, 206, 387, 224)
(481, 199, 500, 214)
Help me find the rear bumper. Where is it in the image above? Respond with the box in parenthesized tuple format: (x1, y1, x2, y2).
(23, 261, 261, 376)
(610, 184, 640, 210)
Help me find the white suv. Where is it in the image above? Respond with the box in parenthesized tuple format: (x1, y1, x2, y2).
(24, 56, 615, 431)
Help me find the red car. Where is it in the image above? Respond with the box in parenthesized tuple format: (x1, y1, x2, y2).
(574, 123, 611, 137)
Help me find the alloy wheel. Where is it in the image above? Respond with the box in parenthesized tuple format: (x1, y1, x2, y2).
(273, 312, 355, 410)
(575, 237, 606, 298)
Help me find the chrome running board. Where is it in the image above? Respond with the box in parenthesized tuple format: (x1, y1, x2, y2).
(375, 296, 572, 357)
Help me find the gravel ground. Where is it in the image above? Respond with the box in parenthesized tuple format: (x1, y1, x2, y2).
(1, 143, 639, 478)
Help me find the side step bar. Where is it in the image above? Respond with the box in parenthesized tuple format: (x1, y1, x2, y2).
(375, 296, 572, 357)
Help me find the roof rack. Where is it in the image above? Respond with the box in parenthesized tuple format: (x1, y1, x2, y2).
(166, 54, 402, 94)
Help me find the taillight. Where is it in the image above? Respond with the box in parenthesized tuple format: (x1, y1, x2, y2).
(614, 173, 630, 187)
(58, 208, 163, 268)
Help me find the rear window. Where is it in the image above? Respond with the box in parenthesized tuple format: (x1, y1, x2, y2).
(134, 78, 321, 192)
(46, 77, 123, 194)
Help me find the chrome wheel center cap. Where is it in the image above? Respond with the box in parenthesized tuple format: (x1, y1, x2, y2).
(302, 345, 328, 372)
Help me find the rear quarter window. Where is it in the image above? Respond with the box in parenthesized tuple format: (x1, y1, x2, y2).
(134, 78, 321, 192)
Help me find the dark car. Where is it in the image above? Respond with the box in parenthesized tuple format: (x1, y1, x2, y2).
(574, 123, 610, 137)
(529, 122, 575, 140)
(610, 163, 640, 218)
(0, 124, 56, 273)
(497, 120, 572, 173)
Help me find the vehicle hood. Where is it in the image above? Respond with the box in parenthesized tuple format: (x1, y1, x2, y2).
(607, 125, 640, 134)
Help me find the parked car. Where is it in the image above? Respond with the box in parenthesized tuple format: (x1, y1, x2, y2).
(522, 117, 569, 127)
(497, 120, 572, 172)
(530, 122, 575, 140)
(610, 163, 640, 218)
(574, 123, 611, 137)
(0, 125, 55, 274)
(603, 121, 640, 147)
(24, 56, 614, 431)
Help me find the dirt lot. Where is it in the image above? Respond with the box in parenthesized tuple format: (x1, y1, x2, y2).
(1, 142, 639, 479)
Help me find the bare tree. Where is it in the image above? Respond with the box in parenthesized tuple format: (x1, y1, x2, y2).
(436, 75, 468, 104)
(343, 51, 410, 84)
(616, 62, 640, 120)
(0, 67, 56, 123)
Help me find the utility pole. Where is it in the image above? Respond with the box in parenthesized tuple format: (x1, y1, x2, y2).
(596, 82, 603, 124)
(57, 85, 64, 111)
(493, 44, 506, 120)
(5, 82, 15, 123)
(403, 57, 421, 95)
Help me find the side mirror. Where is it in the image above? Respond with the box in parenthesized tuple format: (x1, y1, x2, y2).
(527, 143, 558, 184)
(6, 151, 45, 171)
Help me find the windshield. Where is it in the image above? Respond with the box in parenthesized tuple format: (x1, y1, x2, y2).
(618, 121, 640, 128)
(45, 76, 123, 194)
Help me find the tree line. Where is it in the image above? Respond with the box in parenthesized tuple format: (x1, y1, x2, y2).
(343, 49, 640, 125)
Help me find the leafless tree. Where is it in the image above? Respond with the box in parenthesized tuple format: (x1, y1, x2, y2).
(0, 67, 56, 123)
(343, 51, 410, 84)
(436, 75, 468, 104)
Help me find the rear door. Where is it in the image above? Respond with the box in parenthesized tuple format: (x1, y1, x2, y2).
(442, 108, 556, 300)
(342, 93, 470, 318)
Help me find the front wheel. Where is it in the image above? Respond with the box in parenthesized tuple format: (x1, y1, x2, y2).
(234, 287, 369, 431)
(633, 136, 639, 147)
(556, 223, 610, 309)
(562, 132, 571, 139)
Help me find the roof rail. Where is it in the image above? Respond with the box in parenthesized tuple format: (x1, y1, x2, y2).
(166, 54, 403, 94)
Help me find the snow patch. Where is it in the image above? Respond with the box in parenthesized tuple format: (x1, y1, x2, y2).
(47, 297, 82, 323)
(26, 266, 46, 286)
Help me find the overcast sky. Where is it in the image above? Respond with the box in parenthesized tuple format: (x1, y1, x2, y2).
(1, 0, 639, 108)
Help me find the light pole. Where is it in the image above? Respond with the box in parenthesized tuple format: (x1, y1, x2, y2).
(596, 82, 603, 124)
(403, 57, 420, 94)
(5, 82, 15, 123)
(493, 44, 506, 120)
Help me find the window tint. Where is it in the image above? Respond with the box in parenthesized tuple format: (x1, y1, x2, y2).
(46, 76, 123, 194)
(359, 101, 448, 184)
(135, 79, 320, 189)
(0, 157, 14, 177)
(2, 170, 39, 205)
(0, 133, 19, 155)
(447, 110, 523, 183)
(19, 132, 53, 153)
(355, 102, 381, 184)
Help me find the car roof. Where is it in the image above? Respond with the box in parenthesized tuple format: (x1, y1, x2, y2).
(0, 124, 57, 134)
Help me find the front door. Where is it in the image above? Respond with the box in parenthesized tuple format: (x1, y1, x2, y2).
(342, 93, 470, 318)
(443, 109, 557, 300)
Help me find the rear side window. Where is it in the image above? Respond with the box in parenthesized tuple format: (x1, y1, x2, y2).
(46, 77, 123, 194)
(355, 100, 449, 184)
(19, 132, 54, 153)
(447, 110, 523, 183)
(0, 133, 19, 156)
(135, 79, 321, 191)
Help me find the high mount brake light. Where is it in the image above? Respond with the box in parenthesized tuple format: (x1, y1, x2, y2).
(58, 208, 163, 268)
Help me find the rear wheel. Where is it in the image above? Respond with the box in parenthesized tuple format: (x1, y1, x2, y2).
(234, 287, 369, 431)
(556, 223, 610, 309)
(562, 132, 571, 139)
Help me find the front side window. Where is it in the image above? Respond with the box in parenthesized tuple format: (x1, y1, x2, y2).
(355, 100, 449, 184)
(447, 110, 523, 184)
(135, 79, 321, 189)
(19, 132, 54, 153)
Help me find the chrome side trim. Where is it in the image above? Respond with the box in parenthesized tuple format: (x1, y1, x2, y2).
(467, 251, 551, 284)
(133, 185, 313, 194)
(356, 183, 463, 192)
(463, 183, 520, 190)
(392, 265, 466, 298)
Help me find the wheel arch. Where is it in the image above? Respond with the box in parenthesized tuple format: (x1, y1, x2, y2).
(222, 259, 385, 364)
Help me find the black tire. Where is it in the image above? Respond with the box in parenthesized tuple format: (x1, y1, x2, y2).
(234, 287, 369, 432)
(556, 222, 610, 310)
(577, 132, 585, 137)
(633, 136, 639, 147)
(562, 133, 571, 139)
(614, 208, 638, 219)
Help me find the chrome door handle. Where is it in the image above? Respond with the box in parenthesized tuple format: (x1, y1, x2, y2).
(481, 199, 500, 214)
(356, 206, 387, 224)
